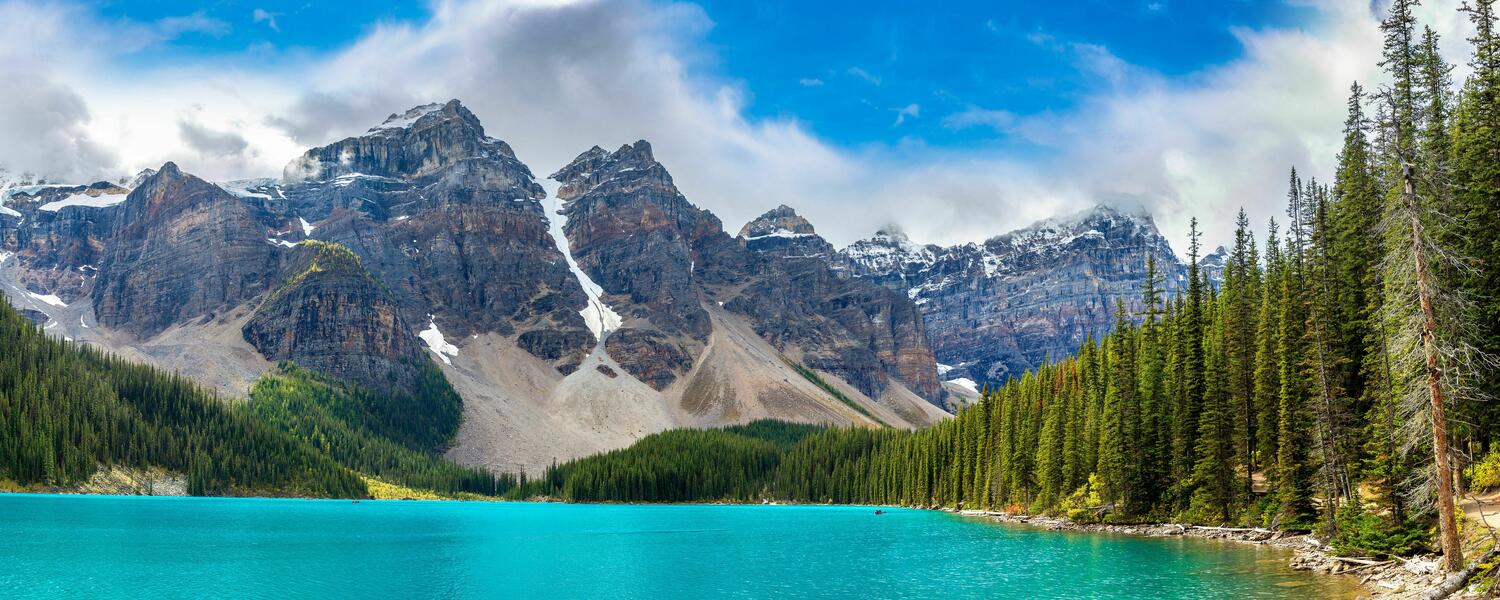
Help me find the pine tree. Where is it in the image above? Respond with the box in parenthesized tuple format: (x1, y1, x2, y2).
(1332, 82, 1384, 417)
(1136, 256, 1169, 508)
(1190, 287, 1238, 523)
(1225, 209, 1259, 499)
(1276, 172, 1318, 529)
(1098, 301, 1144, 512)
(1254, 220, 1284, 480)
(1453, 0, 1500, 461)
(1380, 0, 1422, 157)
(1172, 219, 1207, 508)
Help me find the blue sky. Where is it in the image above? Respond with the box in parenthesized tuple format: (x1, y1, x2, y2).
(90, 0, 1310, 152)
(0, 0, 1477, 249)
(691, 0, 1311, 149)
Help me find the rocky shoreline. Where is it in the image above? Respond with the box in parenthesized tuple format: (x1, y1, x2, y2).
(952, 510, 1472, 599)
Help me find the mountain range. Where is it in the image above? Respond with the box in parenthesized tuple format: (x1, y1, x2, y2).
(0, 99, 1204, 473)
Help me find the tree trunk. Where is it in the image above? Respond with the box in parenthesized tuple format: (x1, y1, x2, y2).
(1404, 165, 1463, 572)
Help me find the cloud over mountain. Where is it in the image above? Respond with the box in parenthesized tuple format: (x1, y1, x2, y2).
(0, 0, 1481, 252)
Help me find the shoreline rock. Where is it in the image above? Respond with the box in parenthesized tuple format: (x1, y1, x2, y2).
(950, 509, 1464, 599)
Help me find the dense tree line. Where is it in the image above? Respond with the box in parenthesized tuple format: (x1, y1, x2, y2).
(0, 298, 366, 497)
(246, 365, 512, 496)
(520, 421, 824, 502)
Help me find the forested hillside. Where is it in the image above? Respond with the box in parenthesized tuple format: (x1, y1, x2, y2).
(0, 297, 366, 497)
(527, 0, 1500, 568)
(246, 365, 515, 496)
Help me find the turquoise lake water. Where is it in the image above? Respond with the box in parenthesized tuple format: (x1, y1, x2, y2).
(0, 494, 1360, 599)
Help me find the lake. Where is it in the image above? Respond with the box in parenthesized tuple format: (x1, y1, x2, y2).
(0, 494, 1361, 598)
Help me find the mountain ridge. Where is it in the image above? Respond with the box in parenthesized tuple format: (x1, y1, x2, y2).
(0, 100, 951, 474)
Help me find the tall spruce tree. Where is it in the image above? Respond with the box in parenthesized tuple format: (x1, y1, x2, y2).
(1191, 286, 1238, 523)
(1453, 0, 1500, 460)
(1226, 209, 1259, 498)
(1172, 219, 1207, 508)
(1276, 171, 1318, 529)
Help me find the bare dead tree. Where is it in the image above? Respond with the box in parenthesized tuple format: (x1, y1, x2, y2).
(1382, 162, 1496, 572)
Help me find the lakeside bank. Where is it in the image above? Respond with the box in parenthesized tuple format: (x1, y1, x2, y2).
(951, 509, 1500, 599)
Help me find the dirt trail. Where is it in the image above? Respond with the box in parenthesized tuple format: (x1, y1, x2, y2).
(1461, 490, 1500, 534)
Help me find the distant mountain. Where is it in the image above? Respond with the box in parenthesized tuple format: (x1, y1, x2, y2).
(834, 204, 1188, 386)
(1198, 245, 1229, 290)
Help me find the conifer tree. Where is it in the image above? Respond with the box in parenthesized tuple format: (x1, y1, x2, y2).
(1097, 304, 1133, 509)
(1276, 172, 1318, 528)
(1254, 220, 1284, 476)
(1453, 0, 1500, 455)
(1225, 209, 1259, 497)
(1172, 220, 1206, 508)
(1191, 287, 1238, 523)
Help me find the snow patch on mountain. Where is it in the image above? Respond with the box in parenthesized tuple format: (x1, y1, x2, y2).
(369, 103, 444, 132)
(39, 191, 128, 212)
(418, 316, 460, 365)
(946, 377, 978, 395)
(546, 197, 620, 342)
(27, 291, 67, 307)
(744, 229, 815, 241)
(219, 178, 279, 200)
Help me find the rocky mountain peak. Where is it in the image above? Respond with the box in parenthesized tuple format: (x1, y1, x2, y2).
(1198, 245, 1229, 288)
(839, 226, 938, 278)
(154, 161, 182, 179)
(95, 162, 278, 337)
(125, 168, 157, 190)
(738, 205, 832, 259)
(990, 203, 1158, 249)
(551, 140, 669, 202)
(281, 98, 529, 185)
(125, 162, 230, 218)
(835, 202, 1186, 385)
(738, 204, 817, 238)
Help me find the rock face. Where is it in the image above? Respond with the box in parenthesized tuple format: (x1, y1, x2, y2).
(94, 164, 279, 337)
(269, 99, 595, 373)
(551, 141, 716, 388)
(0, 179, 132, 304)
(836, 205, 1187, 385)
(730, 205, 940, 402)
(554, 149, 941, 403)
(243, 241, 428, 393)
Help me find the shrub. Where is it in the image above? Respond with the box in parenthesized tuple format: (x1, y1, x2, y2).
(1469, 451, 1500, 491)
(1330, 500, 1431, 558)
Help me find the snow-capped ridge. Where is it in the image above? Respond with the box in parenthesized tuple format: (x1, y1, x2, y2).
(369, 102, 446, 132)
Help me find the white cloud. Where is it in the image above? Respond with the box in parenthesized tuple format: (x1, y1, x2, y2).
(942, 107, 1016, 133)
(846, 66, 881, 86)
(892, 103, 919, 126)
(0, 0, 1483, 256)
(156, 12, 231, 38)
(253, 8, 281, 32)
(0, 1, 117, 181)
(798, 77, 823, 87)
